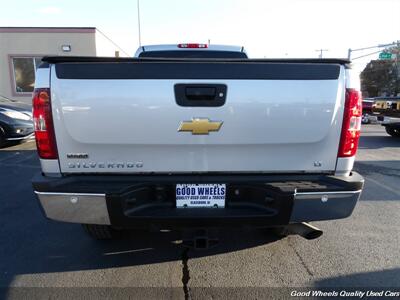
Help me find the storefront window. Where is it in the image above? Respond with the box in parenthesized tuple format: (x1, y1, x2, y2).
(11, 57, 42, 93)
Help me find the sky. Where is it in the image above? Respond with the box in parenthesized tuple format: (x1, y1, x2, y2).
(1, 0, 399, 73)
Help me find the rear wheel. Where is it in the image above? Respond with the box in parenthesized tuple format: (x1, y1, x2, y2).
(82, 224, 121, 240)
(385, 126, 400, 137)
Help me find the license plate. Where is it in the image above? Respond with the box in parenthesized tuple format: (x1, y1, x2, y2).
(176, 184, 226, 208)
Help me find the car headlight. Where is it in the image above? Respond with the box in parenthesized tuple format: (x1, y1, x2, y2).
(0, 109, 31, 121)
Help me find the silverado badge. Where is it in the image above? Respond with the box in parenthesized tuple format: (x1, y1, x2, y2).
(178, 118, 223, 135)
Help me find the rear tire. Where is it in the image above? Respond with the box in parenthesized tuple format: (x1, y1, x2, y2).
(385, 126, 400, 137)
(82, 224, 120, 240)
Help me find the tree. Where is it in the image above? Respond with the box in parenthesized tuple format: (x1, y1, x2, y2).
(360, 48, 400, 98)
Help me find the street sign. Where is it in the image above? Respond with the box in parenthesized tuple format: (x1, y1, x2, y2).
(379, 52, 394, 60)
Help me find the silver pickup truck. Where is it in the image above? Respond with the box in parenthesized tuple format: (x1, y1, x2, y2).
(32, 44, 364, 244)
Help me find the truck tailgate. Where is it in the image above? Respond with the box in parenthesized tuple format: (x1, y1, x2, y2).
(48, 59, 346, 174)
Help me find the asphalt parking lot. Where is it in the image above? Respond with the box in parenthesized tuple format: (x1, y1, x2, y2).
(0, 124, 399, 299)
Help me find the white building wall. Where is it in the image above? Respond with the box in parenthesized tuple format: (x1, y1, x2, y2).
(0, 27, 96, 103)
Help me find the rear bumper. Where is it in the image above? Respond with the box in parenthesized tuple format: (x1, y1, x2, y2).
(32, 172, 364, 229)
(378, 116, 400, 125)
(382, 121, 400, 129)
(6, 132, 35, 141)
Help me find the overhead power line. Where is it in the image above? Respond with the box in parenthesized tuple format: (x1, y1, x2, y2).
(96, 28, 131, 57)
(352, 49, 384, 60)
(348, 41, 399, 59)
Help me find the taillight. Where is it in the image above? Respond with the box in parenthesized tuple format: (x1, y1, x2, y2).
(338, 88, 362, 157)
(178, 43, 208, 49)
(32, 88, 58, 159)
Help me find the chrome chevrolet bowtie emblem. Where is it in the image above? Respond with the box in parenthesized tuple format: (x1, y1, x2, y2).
(178, 118, 223, 135)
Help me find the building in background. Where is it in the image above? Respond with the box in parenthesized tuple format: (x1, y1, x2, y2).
(0, 27, 124, 104)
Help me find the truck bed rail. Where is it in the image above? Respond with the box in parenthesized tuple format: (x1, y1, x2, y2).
(41, 56, 351, 65)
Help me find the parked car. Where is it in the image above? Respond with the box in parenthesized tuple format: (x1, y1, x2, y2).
(0, 97, 33, 147)
(32, 44, 364, 246)
(361, 99, 375, 124)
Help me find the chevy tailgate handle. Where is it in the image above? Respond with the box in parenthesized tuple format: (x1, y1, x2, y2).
(175, 84, 227, 107)
(185, 87, 216, 100)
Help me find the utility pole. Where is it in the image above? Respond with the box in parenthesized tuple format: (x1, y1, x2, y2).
(316, 49, 328, 58)
(137, 0, 142, 47)
(396, 40, 400, 80)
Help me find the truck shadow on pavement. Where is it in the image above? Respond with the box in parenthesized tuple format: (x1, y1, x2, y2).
(314, 268, 400, 287)
(0, 221, 281, 291)
(0, 149, 282, 293)
(353, 160, 400, 202)
(1, 146, 399, 295)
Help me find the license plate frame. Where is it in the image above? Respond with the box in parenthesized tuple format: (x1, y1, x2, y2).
(176, 183, 226, 208)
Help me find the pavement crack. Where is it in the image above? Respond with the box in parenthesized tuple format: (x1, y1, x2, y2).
(289, 239, 314, 277)
(181, 247, 191, 300)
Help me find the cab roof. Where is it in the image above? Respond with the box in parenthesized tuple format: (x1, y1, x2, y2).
(135, 44, 245, 57)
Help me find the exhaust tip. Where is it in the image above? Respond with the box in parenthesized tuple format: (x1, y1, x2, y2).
(304, 229, 323, 240)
